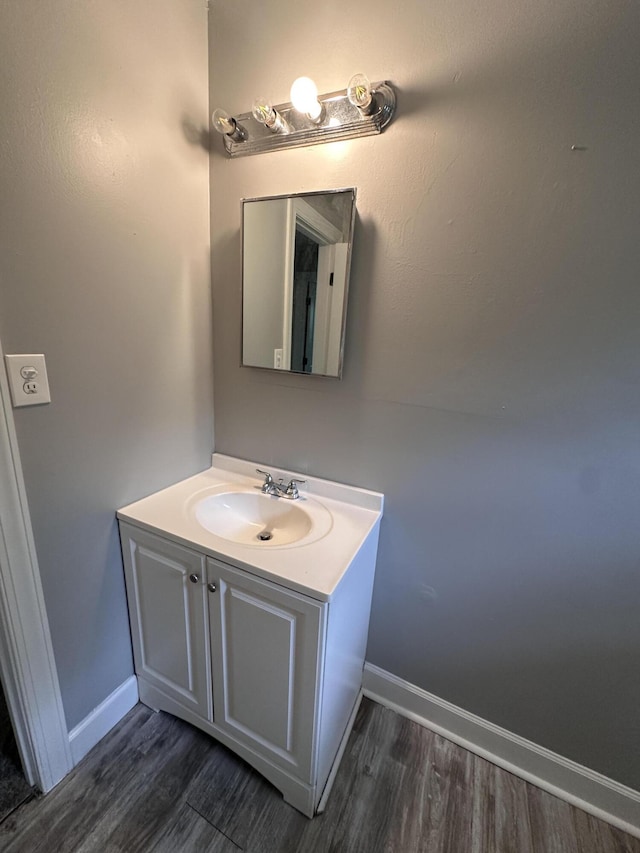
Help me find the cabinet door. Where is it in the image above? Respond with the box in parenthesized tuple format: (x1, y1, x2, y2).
(120, 524, 212, 721)
(208, 558, 326, 783)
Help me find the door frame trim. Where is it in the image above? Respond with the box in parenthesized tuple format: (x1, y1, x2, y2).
(0, 342, 73, 791)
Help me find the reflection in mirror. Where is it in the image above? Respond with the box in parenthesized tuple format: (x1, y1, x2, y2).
(242, 189, 356, 377)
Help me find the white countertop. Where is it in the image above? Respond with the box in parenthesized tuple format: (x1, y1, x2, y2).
(117, 454, 383, 602)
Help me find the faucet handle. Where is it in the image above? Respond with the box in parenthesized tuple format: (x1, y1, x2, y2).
(285, 478, 306, 498)
(256, 468, 275, 492)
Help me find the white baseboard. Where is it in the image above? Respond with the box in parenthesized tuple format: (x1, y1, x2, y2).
(68, 676, 139, 766)
(363, 663, 640, 840)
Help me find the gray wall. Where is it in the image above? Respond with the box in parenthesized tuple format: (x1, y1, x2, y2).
(210, 0, 640, 788)
(0, 1, 213, 730)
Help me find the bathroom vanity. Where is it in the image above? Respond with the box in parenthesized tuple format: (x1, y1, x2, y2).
(117, 454, 383, 817)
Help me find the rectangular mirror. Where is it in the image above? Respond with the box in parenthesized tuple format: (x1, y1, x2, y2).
(242, 188, 356, 378)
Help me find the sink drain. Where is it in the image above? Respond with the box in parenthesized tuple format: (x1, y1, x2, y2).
(257, 530, 273, 542)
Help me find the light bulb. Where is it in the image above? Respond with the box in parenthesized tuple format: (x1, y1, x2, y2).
(290, 77, 322, 120)
(251, 97, 289, 134)
(252, 98, 274, 124)
(212, 108, 236, 135)
(347, 73, 374, 114)
(212, 108, 246, 143)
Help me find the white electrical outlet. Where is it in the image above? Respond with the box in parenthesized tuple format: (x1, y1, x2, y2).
(273, 348, 283, 369)
(5, 354, 51, 407)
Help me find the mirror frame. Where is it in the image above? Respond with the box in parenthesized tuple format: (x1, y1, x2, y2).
(240, 188, 357, 378)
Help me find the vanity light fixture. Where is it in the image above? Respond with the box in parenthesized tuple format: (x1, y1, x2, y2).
(211, 72, 396, 158)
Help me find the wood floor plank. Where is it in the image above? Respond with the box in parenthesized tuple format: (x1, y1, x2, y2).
(492, 765, 535, 853)
(238, 778, 309, 853)
(527, 783, 581, 853)
(437, 734, 475, 853)
(607, 824, 640, 853)
(319, 701, 407, 852)
(421, 734, 473, 851)
(150, 801, 241, 853)
(572, 804, 620, 853)
(470, 750, 496, 853)
(387, 713, 437, 853)
(184, 739, 275, 848)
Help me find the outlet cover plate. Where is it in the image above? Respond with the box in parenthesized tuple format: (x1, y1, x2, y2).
(5, 354, 52, 407)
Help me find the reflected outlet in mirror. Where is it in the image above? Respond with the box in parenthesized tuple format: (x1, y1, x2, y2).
(242, 188, 356, 378)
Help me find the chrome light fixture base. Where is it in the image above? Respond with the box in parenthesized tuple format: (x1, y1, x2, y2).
(219, 81, 395, 158)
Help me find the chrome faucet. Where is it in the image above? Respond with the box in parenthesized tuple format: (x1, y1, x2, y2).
(256, 469, 306, 500)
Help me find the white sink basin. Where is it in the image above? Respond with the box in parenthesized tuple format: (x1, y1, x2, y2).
(191, 490, 332, 547)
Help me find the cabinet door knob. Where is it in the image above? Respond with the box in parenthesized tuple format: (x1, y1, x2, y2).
(189, 573, 200, 584)
(208, 582, 217, 593)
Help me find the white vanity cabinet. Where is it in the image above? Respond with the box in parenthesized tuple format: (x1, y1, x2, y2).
(119, 519, 378, 816)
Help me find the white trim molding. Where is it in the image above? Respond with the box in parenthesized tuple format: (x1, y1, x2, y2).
(68, 676, 139, 766)
(0, 348, 73, 791)
(363, 663, 640, 840)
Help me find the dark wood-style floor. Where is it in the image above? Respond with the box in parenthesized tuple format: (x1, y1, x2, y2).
(0, 698, 637, 852)
(0, 686, 34, 824)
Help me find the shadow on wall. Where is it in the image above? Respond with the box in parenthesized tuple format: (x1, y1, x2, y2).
(338, 216, 379, 390)
(181, 114, 212, 153)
